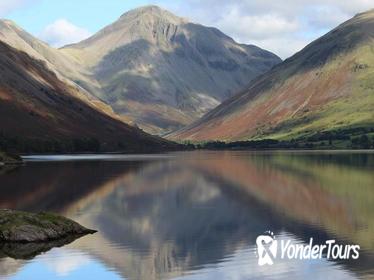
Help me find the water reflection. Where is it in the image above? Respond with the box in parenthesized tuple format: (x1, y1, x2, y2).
(0, 151, 373, 279)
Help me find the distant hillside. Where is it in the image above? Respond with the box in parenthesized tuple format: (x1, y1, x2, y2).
(61, 5, 281, 134)
(0, 41, 178, 153)
(171, 9, 374, 147)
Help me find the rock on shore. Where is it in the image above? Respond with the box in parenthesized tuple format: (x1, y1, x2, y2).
(0, 152, 22, 165)
(0, 209, 96, 243)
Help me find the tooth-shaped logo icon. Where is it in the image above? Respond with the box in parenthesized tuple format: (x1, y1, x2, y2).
(256, 234, 277, 266)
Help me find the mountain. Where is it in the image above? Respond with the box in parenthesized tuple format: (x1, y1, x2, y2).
(61, 5, 281, 134)
(0, 41, 177, 153)
(0, 19, 71, 70)
(0, 19, 117, 117)
(170, 10, 374, 143)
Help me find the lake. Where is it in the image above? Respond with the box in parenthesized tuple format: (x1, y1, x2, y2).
(0, 151, 373, 280)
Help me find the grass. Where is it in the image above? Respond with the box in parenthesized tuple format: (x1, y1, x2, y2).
(255, 44, 374, 142)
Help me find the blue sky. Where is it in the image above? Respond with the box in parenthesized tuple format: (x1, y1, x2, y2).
(1, 0, 373, 58)
(5, 0, 153, 35)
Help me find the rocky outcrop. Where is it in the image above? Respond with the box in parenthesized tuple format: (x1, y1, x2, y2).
(0, 152, 22, 166)
(0, 209, 96, 243)
(0, 235, 84, 260)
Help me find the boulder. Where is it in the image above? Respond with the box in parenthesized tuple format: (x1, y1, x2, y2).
(0, 209, 96, 243)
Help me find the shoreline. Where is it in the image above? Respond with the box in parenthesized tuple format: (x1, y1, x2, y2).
(18, 148, 374, 156)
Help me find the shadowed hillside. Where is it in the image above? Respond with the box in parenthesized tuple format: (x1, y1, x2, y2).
(0, 41, 178, 153)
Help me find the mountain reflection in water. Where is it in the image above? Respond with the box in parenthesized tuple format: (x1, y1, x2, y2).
(0, 151, 373, 280)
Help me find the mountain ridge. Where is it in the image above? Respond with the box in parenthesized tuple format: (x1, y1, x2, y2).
(0, 18, 109, 114)
(170, 9, 374, 143)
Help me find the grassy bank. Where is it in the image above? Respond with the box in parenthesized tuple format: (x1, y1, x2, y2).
(186, 127, 374, 150)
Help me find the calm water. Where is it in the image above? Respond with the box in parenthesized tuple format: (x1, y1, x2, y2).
(0, 151, 373, 280)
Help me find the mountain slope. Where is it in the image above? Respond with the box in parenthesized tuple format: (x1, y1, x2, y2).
(170, 10, 374, 142)
(0, 19, 114, 116)
(0, 19, 74, 72)
(0, 41, 176, 153)
(62, 5, 281, 134)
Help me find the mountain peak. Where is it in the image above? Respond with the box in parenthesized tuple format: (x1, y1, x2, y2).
(119, 5, 186, 24)
(0, 19, 14, 24)
(356, 8, 374, 17)
(127, 5, 165, 14)
(0, 19, 19, 29)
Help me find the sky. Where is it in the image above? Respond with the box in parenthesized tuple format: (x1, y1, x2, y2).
(0, 0, 373, 59)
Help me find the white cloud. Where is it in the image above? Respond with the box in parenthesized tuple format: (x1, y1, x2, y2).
(42, 249, 91, 277)
(39, 19, 92, 47)
(156, 0, 374, 58)
(298, 4, 353, 31)
(251, 37, 311, 60)
(216, 8, 300, 40)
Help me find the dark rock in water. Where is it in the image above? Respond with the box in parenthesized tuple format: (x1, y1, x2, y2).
(0, 235, 85, 260)
(0, 209, 96, 243)
(0, 151, 23, 166)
